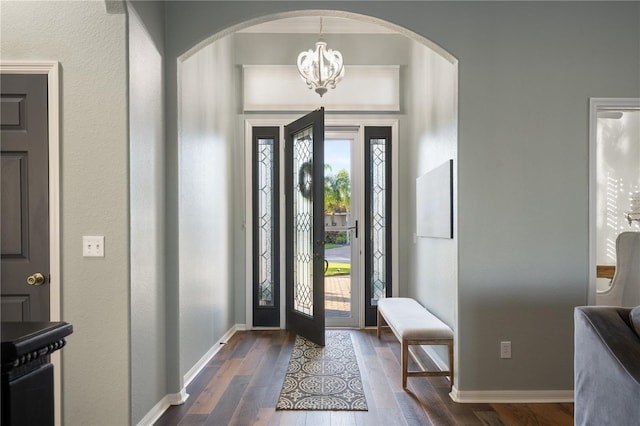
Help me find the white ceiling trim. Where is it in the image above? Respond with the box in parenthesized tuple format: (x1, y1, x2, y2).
(237, 16, 396, 34)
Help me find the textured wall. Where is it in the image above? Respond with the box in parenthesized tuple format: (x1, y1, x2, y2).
(446, 2, 639, 392)
(402, 40, 458, 361)
(0, 1, 130, 424)
(178, 35, 237, 377)
(128, 1, 167, 424)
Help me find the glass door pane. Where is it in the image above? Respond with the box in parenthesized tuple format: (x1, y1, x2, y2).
(324, 134, 359, 327)
(292, 126, 314, 316)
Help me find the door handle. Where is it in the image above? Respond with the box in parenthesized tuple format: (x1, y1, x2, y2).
(347, 220, 358, 238)
(27, 272, 46, 286)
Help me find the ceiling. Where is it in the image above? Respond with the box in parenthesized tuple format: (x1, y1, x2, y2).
(238, 16, 396, 34)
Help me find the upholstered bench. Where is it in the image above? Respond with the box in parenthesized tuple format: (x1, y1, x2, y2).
(377, 297, 454, 390)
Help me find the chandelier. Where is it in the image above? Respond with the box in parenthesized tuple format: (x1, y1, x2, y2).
(297, 18, 345, 97)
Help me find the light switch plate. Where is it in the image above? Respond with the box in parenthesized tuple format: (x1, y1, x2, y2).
(83, 236, 105, 257)
(500, 341, 512, 359)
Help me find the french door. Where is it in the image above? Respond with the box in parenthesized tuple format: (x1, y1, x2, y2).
(284, 108, 325, 346)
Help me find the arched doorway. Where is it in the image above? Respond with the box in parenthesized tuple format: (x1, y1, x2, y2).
(172, 7, 458, 404)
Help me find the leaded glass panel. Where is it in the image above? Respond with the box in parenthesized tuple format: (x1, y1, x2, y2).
(257, 138, 275, 306)
(370, 138, 387, 304)
(292, 127, 314, 316)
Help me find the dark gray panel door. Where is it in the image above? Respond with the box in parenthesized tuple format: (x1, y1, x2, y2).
(1, 74, 50, 321)
(285, 108, 325, 346)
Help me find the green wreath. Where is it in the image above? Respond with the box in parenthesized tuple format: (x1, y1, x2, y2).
(298, 161, 313, 200)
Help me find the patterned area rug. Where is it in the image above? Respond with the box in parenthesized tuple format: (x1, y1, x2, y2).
(276, 330, 368, 411)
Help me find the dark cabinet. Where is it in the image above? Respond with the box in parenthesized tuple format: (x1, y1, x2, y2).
(1, 321, 73, 426)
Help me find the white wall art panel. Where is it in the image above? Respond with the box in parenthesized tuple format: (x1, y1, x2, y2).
(416, 159, 453, 239)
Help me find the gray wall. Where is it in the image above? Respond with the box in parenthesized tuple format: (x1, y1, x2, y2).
(128, 1, 167, 424)
(445, 2, 639, 391)
(1, 1, 130, 424)
(402, 40, 458, 364)
(178, 34, 238, 378)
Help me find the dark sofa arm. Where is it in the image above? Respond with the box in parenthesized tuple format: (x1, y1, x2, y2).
(574, 306, 640, 426)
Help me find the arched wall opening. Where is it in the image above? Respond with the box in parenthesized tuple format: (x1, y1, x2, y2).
(173, 7, 459, 395)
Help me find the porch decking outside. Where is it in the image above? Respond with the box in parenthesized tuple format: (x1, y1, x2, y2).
(325, 275, 351, 318)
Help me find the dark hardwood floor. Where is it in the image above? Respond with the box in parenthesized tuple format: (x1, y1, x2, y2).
(154, 329, 574, 425)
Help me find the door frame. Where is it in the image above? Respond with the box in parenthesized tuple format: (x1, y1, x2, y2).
(244, 117, 398, 329)
(1, 61, 61, 423)
(588, 97, 640, 305)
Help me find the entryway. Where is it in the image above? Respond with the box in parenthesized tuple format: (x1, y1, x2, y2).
(248, 118, 395, 335)
(174, 8, 458, 402)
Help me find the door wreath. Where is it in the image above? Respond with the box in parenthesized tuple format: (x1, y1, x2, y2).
(298, 161, 313, 200)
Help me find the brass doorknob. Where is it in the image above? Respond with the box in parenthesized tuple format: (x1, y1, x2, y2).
(27, 272, 46, 286)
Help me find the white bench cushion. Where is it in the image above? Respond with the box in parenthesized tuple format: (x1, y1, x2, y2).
(378, 297, 453, 340)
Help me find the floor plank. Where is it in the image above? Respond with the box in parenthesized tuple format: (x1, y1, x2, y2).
(155, 330, 574, 426)
(204, 375, 251, 425)
(491, 403, 574, 426)
(188, 359, 243, 415)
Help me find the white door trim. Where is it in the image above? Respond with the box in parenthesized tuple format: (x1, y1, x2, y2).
(588, 98, 640, 305)
(0, 61, 61, 425)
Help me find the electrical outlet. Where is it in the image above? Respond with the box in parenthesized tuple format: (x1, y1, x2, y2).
(500, 341, 512, 359)
(83, 236, 105, 257)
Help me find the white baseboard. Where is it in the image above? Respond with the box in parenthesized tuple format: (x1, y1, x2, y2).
(168, 388, 189, 405)
(136, 395, 169, 426)
(183, 323, 245, 387)
(413, 346, 574, 404)
(137, 324, 245, 426)
(450, 388, 574, 403)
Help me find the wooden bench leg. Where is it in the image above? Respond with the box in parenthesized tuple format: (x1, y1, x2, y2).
(402, 340, 408, 389)
(377, 309, 383, 339)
